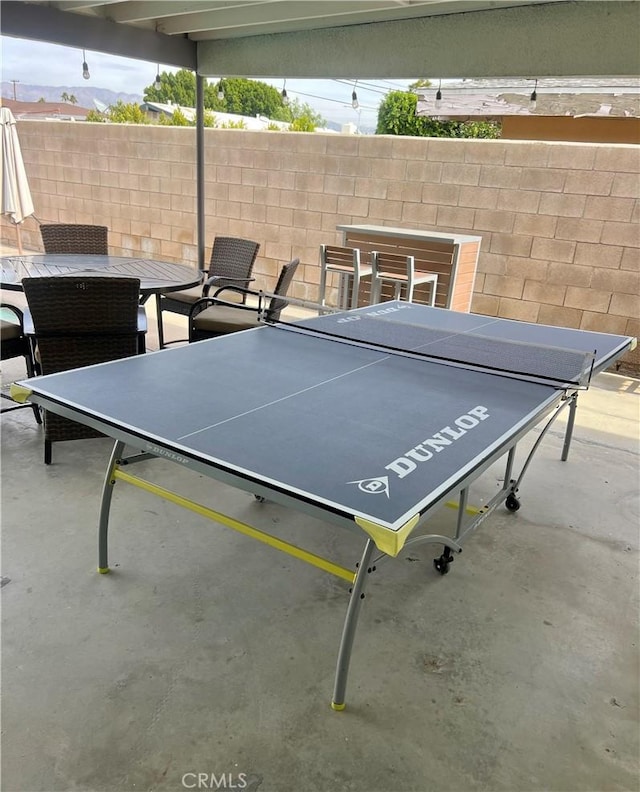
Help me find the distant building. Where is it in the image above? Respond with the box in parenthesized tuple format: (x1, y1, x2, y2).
(0, 98, 91, 121)
(416, 78, 640, 144)
(140, 101, 291, 131)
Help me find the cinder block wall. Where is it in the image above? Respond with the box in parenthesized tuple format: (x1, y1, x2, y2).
(4, 121, 638, 370)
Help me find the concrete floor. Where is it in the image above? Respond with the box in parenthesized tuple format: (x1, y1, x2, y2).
(1, 290, 639, 792)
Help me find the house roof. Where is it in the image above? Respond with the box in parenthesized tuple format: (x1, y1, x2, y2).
(0, 97, 91, 120)
(416, 78, 640, 120)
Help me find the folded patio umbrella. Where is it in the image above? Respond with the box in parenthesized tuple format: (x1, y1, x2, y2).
(1, 106, 34, 253)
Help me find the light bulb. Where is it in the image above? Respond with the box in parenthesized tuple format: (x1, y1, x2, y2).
(351, 91, 359, 110)
(82, 50, 90, 80)
(217, 81, 224, 100)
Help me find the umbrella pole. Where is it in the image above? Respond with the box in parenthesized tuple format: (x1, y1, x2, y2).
(14, 222, 23, 254)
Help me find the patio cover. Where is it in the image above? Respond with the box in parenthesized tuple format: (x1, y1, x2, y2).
(1, 106, 34, 253)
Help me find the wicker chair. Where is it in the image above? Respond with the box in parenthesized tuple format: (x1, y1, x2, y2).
(22, 276, 142, 464)
(156, 236, 260, 348)
(189, 258, 300, 342)
(40, 224, 109, 254)
(0, 303, 42, 423)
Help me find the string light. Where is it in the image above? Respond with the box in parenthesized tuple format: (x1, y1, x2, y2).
(435, 79, 442, 110)
(351, 79, 359, 109)
(82, 49, 90, 80)
(530, 78, 538, 110)
(281, 79, 289, 105)
(154, 65, 161, 91)
(217, 80, 225, 100)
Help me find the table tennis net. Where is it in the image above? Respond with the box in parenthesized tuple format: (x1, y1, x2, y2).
(278, 313, 594, 388)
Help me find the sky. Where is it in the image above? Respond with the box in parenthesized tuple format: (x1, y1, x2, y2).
(0, 36, 414, 128)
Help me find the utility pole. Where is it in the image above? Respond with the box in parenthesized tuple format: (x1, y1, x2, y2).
(10, 79, 19, 101)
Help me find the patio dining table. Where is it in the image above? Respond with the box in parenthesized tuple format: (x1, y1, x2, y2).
(0, 253, 201, 301)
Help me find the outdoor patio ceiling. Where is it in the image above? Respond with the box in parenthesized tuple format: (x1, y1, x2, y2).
(2, 1, 639, 78)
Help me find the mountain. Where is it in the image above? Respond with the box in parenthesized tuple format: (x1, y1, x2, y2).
(1, 82, 142, 108)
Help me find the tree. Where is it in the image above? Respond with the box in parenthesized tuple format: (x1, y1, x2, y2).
(86, 101, 149, 124)
(60, 91, 70, 103)
(68, 94, 78, 105)
(143, 70, 289, 119)
(280, 97, 325, 129)
(376, 90, 500, 139)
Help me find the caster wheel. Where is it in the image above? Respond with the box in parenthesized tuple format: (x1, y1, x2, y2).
(505, 494, 521, 512)
(433, 556, 451, 575)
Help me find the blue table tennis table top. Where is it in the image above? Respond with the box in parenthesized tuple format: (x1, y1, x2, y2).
(16, 302, 635, 538)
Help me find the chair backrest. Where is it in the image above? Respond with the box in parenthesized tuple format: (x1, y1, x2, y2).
(22, 276, 140, 374)
(265, 258, 300, 322)
(371, 250, 415, 279)
(208, 236, 260, 286)
(40, 224, 109, 255)
(320, 244, 362, 273)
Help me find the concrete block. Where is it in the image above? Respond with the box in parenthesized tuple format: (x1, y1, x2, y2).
(490, 233, 532, 257)
(537, 304, 583, 328)
(470, 293, 500, 315)
(497, 297, 540, 322)
(592, 267, 640, 294)
(556, 217, 604, 244)
(323, 174, 356, 196)
(484, 274, 525, 299)
(620, 247, 640, 272)
(538, 192, 587, 218)
(436, 205, 476, 229)
(594, 146, 640, 173)
(580, 311, 630, 335)
(601, 221, 640, 248)
(523, 280, 566, 306)
(474, 209, 515, 234)
(584, 196, 635, 222)
(354, 178, 388, 199)
(505, 257, 548, 281)
(496, 189, 541, 214)
(564, 286, 612, 313)
(564, 171, 614, 196)
(519, 168, 566, 193)
(547, 261, 593, 287)
(422, 183, 460, 206)
(513, 214, 557, 238)
(609, 292, 640, 317)
(459, 186, 499, 210)
(479, 165, 522, 189)
(546, 145, 597, 170)
(574, 243, 623, 270)
(441, 163, 481, 186)
(610, 173, 640, 199)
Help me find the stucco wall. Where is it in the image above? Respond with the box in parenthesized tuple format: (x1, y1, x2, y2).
(3, 121, 638, 370)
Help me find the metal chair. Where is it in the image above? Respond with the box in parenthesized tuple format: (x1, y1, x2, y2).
(370, 250, 438, 305)
(318, 245, 371, 311)
(0, 302, 42, 423)
(22, 276, 143, 464)
(156, 236, 260, 348)
(40, 224, 108, 254)
(189, 259, 300, 342)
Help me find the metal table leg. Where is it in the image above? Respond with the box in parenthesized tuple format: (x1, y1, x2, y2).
(331, 538, 376, 711)
(98, 439, 126, 573)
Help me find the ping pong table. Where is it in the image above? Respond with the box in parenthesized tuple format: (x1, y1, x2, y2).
(11, 301, 635, 709)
